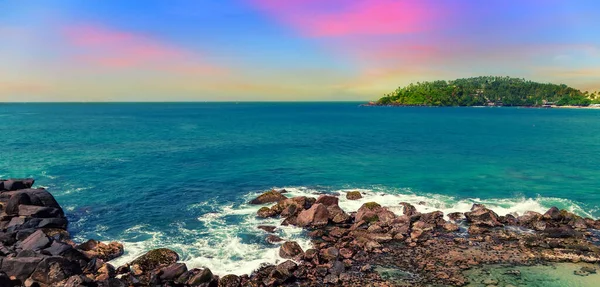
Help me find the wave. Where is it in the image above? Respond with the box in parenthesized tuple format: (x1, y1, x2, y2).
(107, 185, 595, 276)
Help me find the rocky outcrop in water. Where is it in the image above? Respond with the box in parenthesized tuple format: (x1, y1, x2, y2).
(2, 179, 600, 286)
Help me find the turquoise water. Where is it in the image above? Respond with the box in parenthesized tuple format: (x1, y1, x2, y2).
(1, 103, 599, 274)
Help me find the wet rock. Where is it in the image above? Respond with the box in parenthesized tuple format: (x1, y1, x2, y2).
(542, 225, 580, 238)
(448, 212, 465, 222)
(18, 205, 63, 218)
(130, 248, 179, 272)
(279, 241, 303, 259)
(13, 188, 63, 210)
(323, 274, 339, 284)
(219, 274, 241, 287)
(518, 211, 543, 228)
(296, 203, 329, 227)
(543, 206, 562, 221)
(44, 241, 73, 256)
(257, 225, 276, 233)
(249, 190, 287, 205)
(419, 211, 445, 227)
(266, 235, 283, 244)
(399, 202, 418, 217)
(464, 205, 502, 227)
(315, 195, 338, 206)
(186, 268, 214, 285)
(256, 207, 277, 218)
(346, 191, 362, 200)
(159, 263, 187, 281)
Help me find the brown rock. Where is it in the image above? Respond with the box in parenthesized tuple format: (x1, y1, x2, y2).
(327, 204, 350, 224)
(464, 205, 502, 227)
(257, 225, 276, 233)
(256, 207, 277, 218)
(130, 248, 179, 272)
(279, 241, 303, 259)
(346, 191, 362, 200)
(315, 195, 339, 206)
(355, 202, 382, 223)
(399, 202, 419, 217)
(296, 203, 329, 227)
(249, 190, 287, 205)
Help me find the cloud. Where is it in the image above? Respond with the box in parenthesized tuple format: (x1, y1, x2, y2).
(62, 24, 225, 74)
(251, 0, 442, 37)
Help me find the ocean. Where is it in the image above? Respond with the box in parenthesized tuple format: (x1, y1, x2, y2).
(1, 102, 599, 276)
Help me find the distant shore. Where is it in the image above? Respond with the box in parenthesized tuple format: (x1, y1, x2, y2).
(362, 102, 600, 109)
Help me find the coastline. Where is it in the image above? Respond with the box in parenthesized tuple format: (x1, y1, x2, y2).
(2, 179, 600, 286)
(362, 103, 600, 109)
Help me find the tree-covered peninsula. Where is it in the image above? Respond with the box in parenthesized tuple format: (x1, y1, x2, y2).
(374, 76, 599, 107)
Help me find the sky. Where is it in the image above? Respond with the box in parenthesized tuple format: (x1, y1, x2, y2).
(1, 0, 599, 102)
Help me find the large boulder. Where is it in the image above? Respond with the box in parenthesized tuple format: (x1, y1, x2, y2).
(464, 205, 502, 227)
(1, 178, 35, 191)
(279, 241, 303, 259)
(346, 191, 362, 200)
(158, 263, 188, 281)
(130, 248, 179, 272)
(355, 202, 382, 223)
(315, 195, 338, 206)
(18, 205, 63, 218)
(296, 203, 329, 227)
(249, 190, 287, 205)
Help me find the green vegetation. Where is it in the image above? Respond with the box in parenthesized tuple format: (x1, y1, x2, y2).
(376, 76, 596, 107)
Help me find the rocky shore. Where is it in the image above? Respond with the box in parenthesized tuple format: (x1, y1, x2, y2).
(2, 179, 599, 286)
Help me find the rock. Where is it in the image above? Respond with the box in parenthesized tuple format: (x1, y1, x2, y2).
(339, 248, 354, 259)
(186, 268, 214, 285)
(130, 248, 179, 272)
(29, 256, 79, 286)
(443, 222, 460, 232)
(448, 212, 465, 222)
(257, 225, 276, 233)
(0, 256, 43, 281)
(5, 192, 32, 215)
(320, 247, 339, 262)
(346, 191, 362, 200)
(518, 211, 543, 228)
(1, 178, 35, 191)
(355, 202, 382, 223)
(159, 263, 187, 281)
(256, 207, 277, 218)
(419, 211, 445, 227)
(44, 241, 73, 256)
(482, 278, 498, 285)
(266, 235, 283, 244)
(77, 240, 124, 261)
(323, 274, 339, 284)
(18, 229, 51, 251)
(399, 202, 418, 217)
(464, 205, 502, 227)
(249, 190, 287, 205)
(296, 203, 329, 227)
(219, 274, 241, 287)
(14, 188, 63, 210)
(276, 260, 297, 278)
(543, 207, 561, 220)
(18, 205, 63, 218)
(279, 241, 303, 259)
(327, 204, 350, 224)
(542, 225, 580, 238)
(329, 260, 345, 276)
(315, 195, 338, 206)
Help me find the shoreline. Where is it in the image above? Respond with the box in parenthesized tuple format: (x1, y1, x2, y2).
(1, 179, 600, 286)
(362, 103, 600, 109)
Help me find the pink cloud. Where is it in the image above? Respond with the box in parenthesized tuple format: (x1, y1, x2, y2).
(252, 0, 442, 37)
(62, 24, 224, 73)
